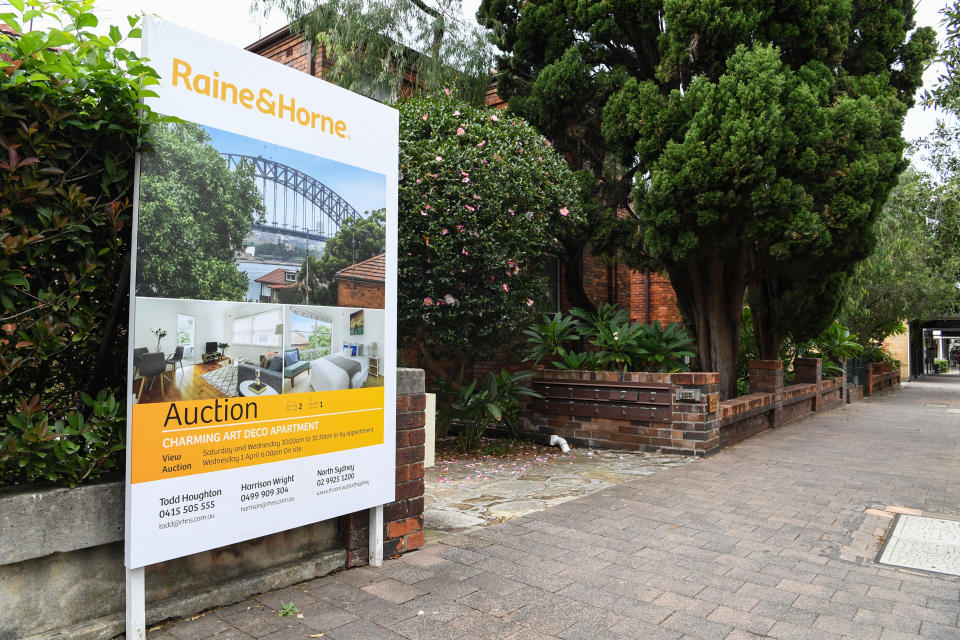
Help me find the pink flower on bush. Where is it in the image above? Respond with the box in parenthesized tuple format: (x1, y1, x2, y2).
(454, 109, 461, 116)
(502, 283, 510, 292)
(490, 114, 499, 121)
(421, 210, 428, 216)
(508, 209, 515, 215)
(559, 206, 569, 216)
(415, 178, 421, 184)
(477, 140, 485, 147)
(425, 204, 431, 209)
(456, 224, 464, 231)
(444, 293, 456, 305)
(526, 299, 535, 307)
(462, 176, 470, 183)
(422, 114, 428, 121)
(457, 127, 465, 136)
(462, 248, 469, 255)
(442, 228, 449, 234)
(444, 87, 451, 96)
(435, 155, 443, 162)
(424, 297, 434, 306)
(465, 205, 475, 211)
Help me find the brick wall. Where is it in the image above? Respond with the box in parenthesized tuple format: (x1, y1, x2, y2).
(524, 369, 721, 457)
(339, 369, 425, 568)
(337, 279, 385, 309)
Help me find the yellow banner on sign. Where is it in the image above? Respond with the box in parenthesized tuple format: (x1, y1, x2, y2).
(131, 387, 384, 484)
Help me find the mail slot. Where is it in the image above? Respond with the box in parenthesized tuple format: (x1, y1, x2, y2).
(535, 380, 671, 406)
(534, 399, 673, 422)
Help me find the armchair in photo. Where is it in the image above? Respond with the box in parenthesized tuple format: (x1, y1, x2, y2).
(237, 356, 283, 396)
(283, 348, 311, 388)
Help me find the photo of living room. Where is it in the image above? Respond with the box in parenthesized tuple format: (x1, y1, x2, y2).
(132, 297, 288, 404)
(283, 304, 386, 394)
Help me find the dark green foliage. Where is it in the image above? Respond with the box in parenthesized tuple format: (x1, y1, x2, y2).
(0, 2, 160, 485)
(449, 369, 539, 451)
(522, 312, 579, 362)
(808, 322, 863, 377)
(839, 169, 960, 346)
(278, 209, 385, 305)
(398, 91, 583, 387)
(480, 0, 936, 398)
(1, 391, 124, 485)
(551, 348, 598, 371)
(254, 0, 494, 105)
(524, 305, 694, 373)
(136, 121, 265, 301)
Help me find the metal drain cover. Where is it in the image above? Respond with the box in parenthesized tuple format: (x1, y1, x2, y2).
(877, 514, 960, 576)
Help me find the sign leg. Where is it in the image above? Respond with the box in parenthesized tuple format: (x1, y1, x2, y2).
(369, 504, 384, 567)
(126, 566, 146, 640)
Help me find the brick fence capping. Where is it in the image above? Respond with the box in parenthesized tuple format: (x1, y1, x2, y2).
(522, 358, 880, 456)
(0, 368, 426, 640)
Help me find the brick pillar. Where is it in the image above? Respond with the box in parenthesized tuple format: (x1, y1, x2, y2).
(793, 357, 822, 384)
(794, 357, 822, 412)
(339, 368, 426, 568)
(749, 360, 783, 428)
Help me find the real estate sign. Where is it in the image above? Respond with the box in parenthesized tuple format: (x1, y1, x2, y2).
(125, 17, 398, 569)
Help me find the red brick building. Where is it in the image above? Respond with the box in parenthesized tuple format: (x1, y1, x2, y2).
(246, 27, 681, 325)
(336, 253, 386, 309)
(254, 267, 298, 303)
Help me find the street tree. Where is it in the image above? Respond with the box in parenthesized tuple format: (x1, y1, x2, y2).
(479, 0, 935, 397)
(253, 0, 494, 104)
(840, 168, 960, 347)
(278, 209, 386, 305)
(136, 121, 265, 301)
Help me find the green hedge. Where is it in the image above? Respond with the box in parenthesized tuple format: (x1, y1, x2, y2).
(0, 1, 160, 485)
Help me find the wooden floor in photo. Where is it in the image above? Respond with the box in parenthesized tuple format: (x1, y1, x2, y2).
(135, 361, 226, 404)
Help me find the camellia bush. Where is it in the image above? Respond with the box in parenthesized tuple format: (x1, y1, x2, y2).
(398, 91, 583, 387)
(0, 1, 160, 485)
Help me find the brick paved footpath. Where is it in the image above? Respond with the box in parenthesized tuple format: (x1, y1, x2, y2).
(147, 378, 960, 640)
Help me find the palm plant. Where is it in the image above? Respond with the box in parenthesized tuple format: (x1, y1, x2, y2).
(633, 321, 695, 372)
(523, 312, 579, 363)
(809, 322, 863, 377)
(551, 348, 598, 371)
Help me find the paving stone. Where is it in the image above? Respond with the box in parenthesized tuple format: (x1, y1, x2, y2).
(326, 619, 408, 640)
(705, 605, 776, 636)
(766, 620, 841, 639)
(659, 611, 733, 640)
(165, 614, 233, 639)
(918, 620, 960, 639)
(447, 609, 525, 639)
(362, 578, 428, 604)
(811, 613, 884, 639)
(216, 604, 293, 638)
(391, 614, 469, 640)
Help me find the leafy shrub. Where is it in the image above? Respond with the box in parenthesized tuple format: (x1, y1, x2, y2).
(934, 358, 949, 373)
(1, 391, 124, 485)
(0, 1, 159, 485)
(807, 322, 863, 378)
(449, 370, 539, 451)
(551, 348, 598, 371)
(523, 312, 579, 363)
(398, 91, 583, 389)
(524, 304, 694, 373)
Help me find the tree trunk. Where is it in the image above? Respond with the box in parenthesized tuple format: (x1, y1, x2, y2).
(746, 248, 783, 360)
(668, 249, 748, 399)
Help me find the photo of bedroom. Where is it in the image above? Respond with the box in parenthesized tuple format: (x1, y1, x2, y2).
(283, 304, 385, 394)
(132, 297, 287, 404)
